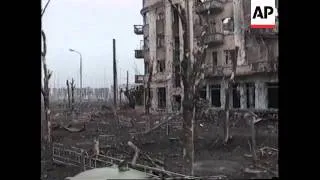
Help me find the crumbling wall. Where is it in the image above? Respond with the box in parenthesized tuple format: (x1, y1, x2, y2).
(199, 108, 278, 134)
(203, 1, 235, 67)
(143, 0, 163, 8)
(246, 37, 269, 63)
(148, 8, 158, 112)
(145, 0, 186, 113)
(255, 81, 268, 109)
(208, 74, 277, 110)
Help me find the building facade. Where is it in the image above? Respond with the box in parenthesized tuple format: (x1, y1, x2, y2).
(134, 0, 278, 113)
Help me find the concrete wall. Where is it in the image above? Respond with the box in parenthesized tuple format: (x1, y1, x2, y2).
(203, 1, 235, 67)
(206, 73, 277, 110)
(144, 0, 185, 113)
(255, 81, 268, 109)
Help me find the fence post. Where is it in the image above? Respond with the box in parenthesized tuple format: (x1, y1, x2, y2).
(81, 150, 86, 171)
(251, 117, 257, 162)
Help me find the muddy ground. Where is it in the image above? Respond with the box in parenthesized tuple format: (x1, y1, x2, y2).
(42, 102, 278, 179)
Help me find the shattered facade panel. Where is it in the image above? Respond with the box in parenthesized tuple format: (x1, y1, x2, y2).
(135, 0, 278, 113)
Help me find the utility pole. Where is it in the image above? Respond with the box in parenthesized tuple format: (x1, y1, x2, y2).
(69, 48, 83, 105)
(113, 39, 118, 108)
(126, 70, 129, 91)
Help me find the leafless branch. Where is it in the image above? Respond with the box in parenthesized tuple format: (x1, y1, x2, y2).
(128, 141, 140, 165)
(41, 87, 45, 97)
(41, 0, 52, 17)
(41, 30, 47, 57)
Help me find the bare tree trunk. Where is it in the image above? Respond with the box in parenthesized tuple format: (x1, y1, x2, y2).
(128, 141, 140, 165)
(41, 2, 53, 178)
(71, 78, 75, 111)
(224, 83, 230, 143)
(41, 29, 53, 179)
(251, 116, 257, 162)
(168, 0, 209, 175)
(170, 0, 193, 174)
(41, 30, 52, 144)
(224, 47, 239, 144)
(66, 80, 71, 109)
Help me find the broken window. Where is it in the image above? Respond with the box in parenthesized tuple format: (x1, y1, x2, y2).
(173, 7, 179, 23)
(157, 87, 166, 109)
(172, 95, 181, 111)
(211, 85, 221, 107)
(144, 37, 149, 50)
(157, 60, 165, 73)
(246, 83, 255, 108)
(224, 49, 235, 65)
(174, 37, 180, 63)
(200, 86, 206, 100)
(145, 62, 149, 74)
(157, 35, 164, 48)
(209, 19, 216, 34)
(173, 7, 180, 36)
(232, 83, 240, 108)
(222, 17, 234, 34)
(267, 82, 278, 109)
(157, 12, 164, 21)
(174, 37, 180, 49)
(212, 51, 218, 66)
(174, 65, 181, 87)
(143, 13, 148, 25)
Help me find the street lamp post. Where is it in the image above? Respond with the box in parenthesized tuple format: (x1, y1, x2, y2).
(69, 49, 82, 104)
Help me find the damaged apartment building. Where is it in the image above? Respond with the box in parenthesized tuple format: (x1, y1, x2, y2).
(134, 0, 278, 113)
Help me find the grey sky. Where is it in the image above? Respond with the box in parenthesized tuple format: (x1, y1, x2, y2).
(42, 0, 144, 88)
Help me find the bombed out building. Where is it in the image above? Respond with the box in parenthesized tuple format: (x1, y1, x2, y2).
(134, 0, 278, 113)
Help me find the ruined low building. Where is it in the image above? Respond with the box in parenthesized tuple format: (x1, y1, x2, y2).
(134, 0, 278, 113)
(50, 87, 109, 102)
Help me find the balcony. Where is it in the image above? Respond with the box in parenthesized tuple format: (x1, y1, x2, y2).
(134, 25, 143, 35)
(134, 49, 144, 59)
(250, 61, 278, 73)
(143, 24, 149, 37)
(195, 0, 224, 15)
(204, 33, 224, 47)
(135, 75, 145, 84)
(206, 61, 278, 77)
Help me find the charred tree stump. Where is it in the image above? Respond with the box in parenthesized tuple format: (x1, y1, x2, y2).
(71, 78, 75, 111)
(66, 80, 71, 109)
(224, 47, 239, 144)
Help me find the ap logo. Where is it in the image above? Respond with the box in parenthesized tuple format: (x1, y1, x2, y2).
(251, 0, 276, 29)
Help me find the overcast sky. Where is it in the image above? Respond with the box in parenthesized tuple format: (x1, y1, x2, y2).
(42, 0, 144, 88)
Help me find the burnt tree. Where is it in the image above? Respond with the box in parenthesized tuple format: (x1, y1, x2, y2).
(168, 0, 209, 175)
(41, 0, 52, 178)
(66, 80, 71, 109)
(41, 0, 52, 144)
(223, 47, 239, 144)
(41, 30, 52, 143)
(70, 78, 75, 111)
